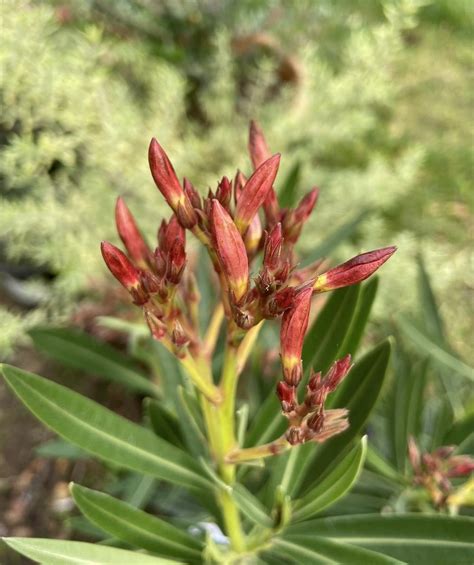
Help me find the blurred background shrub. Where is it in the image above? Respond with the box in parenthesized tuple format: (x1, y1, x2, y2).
(1, 0, 472, 363)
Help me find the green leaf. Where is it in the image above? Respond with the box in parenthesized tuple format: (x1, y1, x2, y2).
(444, 411, 474, 454)
(278, 161, 302, 208)
(1, 364, 212, 498)
(35, 439, 88, 460)
(392, 352, 428, 472)
(301, 209, 370, 266)
(29, 327, 159, 397)
(71, 484, 202, 561)
(340, 277, 379, 357)
(176, 386, 208, 456)
(398, 317, 473, 381)
(268, 536, 399, 564)
(296, 339, 392, 495)
(144, 398, 184, 448)
(285, 514, 474, 564)
(292, 437, 367, 522)
(302, 285, 361, 375)
(417, 255, 446, 344)
(233, 484, 273, 528)
(3, 537, 176, 564)
(365, 445, 405, 485)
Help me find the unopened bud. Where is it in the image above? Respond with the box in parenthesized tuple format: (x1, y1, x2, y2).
(101, 241, 148, 305)
(313, 246, 397, 293)
(115, 197, 151, 268)
(148, 138, 197, 228)
(234, 154, 281, 234)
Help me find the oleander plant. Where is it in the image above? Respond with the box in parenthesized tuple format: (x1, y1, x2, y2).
(2, 124, 473, 564)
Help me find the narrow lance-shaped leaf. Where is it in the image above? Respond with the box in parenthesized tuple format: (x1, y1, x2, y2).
(3, 538, 177, 565)
(302, 285, 360, 376)
(339, 277, 379, 357)
(292, 437, 367, 522)
(29, 327, 159, 397)
(268, 536, 399, 565)
(285, 514, 474, 565)
(1, 365, 212, 499)
(70, 484, 203, 562)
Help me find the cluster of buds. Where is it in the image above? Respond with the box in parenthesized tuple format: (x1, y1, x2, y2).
(277, 355, 352, 445)
(101, 122, 395, 444)
(101, 196, 196, 358)
(408, 437, 474, 509)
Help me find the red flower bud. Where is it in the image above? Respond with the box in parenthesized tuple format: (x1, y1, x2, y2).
(101, 241, 147, 304)
(234, 154, 281, 234)
(282, 188, 319, 244)
(280, 286, 313, 386)
(148, 138, 197, 228)
(276, 381, 298, 413)
(216, 176, 232, 211)
(324, 354, 352, 392)
(244, 211, 263, 255)
(248, 121, 280, 226)
(408, 437, 421, 473)
(313, 246, 397, 293)
(158, 215, 185, 254)
(263, 223, 283, 271)
(167, 238, 186, 284)
(115, 197, 151, 268)
(249, 120, 271, 169)
(183, 177, 202, 209)
(210, 199, 249, 301)
(447, 456, 474, 477)
(233, 170, 246, 203)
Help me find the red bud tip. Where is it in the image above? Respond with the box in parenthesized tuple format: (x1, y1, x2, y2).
(295, 188, 319, 223)
(158, 215, 185, 253)
(148, 138, 197, 228)
(277, 381, 298, 413)
(115, 197, 150, 267)
(248, 120, 271, 169)
(101, 241, 139, 289)
(210, 199, 249, 301)
(280, 286, 313, 386)
(313, 246, 397, 292)
(183, 177, 202, 209)
(101, 241, 147, 304)
(234, 154, 281, 234)
(324, 354, 352, 392)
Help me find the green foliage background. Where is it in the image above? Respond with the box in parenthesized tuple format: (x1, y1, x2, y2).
(1, 0, 472, 360)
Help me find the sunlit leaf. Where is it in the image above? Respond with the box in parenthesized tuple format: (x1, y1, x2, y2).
(1, 365, 212, 499)
(3, 538, 177, 564)
(71, 484, 203, 562)
(29, 327, 159, 396)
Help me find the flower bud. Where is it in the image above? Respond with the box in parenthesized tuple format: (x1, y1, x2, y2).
(282, 188, 319, 244)
(276, 381, 297, 413)
(158, 215, 185, 254)
(148, 138, 197, 228)
(313, 246, 397, 293)
(244, 212, 263, 255)
(144, 310, 166, 340)
(280, 286, 313, 386)
(447, 456, 474, 477)
(183, 177, 202, 209)
(263, 223, 283, 272)
(249, 120, 271, 169)
(167, 238, 186, 284)
(234, 154, 281, 234)
(115, 197, 151, 268)
(101, 241, 147, 304)
(216, 176, 232, 211)
(210, 199, 249, 302)
(324, 354, 352, 392)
